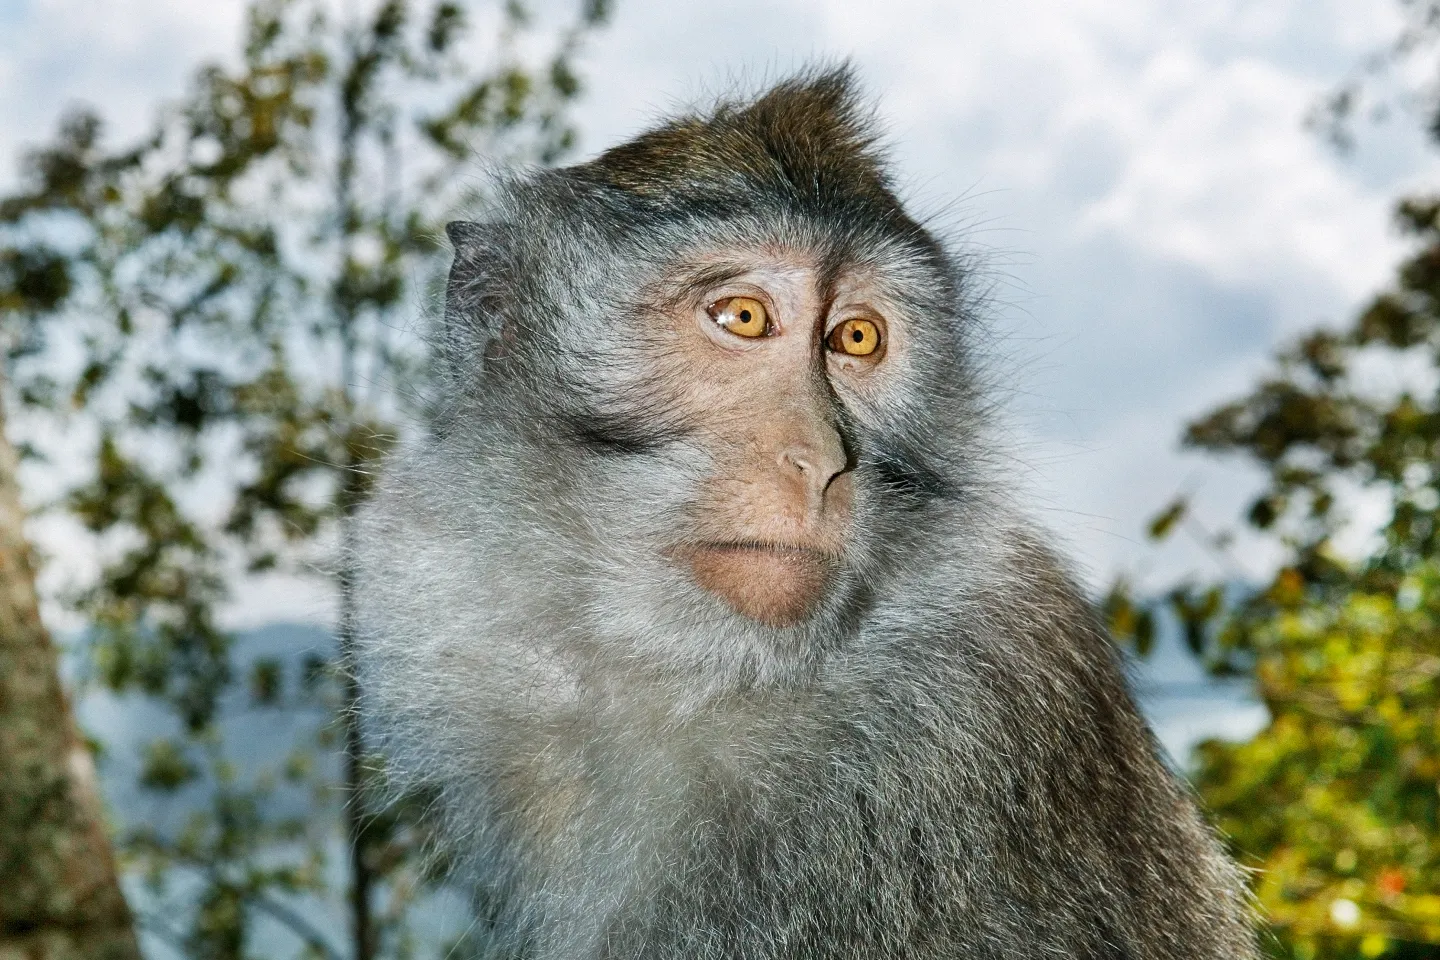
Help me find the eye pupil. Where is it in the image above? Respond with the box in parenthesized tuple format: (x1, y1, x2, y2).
(740, 310, 751, 322)
(852, 330, 863, 343)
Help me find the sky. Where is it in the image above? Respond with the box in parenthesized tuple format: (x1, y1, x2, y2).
(3, 0, 1438, 625)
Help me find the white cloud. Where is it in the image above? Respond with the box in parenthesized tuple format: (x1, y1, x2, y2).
(1072, 51, 1401, 305)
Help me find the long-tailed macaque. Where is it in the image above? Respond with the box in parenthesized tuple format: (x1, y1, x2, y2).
(354, 69, 1256, 959)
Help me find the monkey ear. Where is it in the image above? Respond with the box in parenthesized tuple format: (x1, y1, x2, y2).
(445, 220, 485, 250)
(442, 220, 514, 372)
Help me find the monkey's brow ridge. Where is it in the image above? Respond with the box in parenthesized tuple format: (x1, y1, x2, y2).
(659, 262, 758, 308)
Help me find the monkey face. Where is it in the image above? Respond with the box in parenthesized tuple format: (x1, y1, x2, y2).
(434, 181, 970, 663)
(639, 250, 912, 628)
(460, 218, 965, 653)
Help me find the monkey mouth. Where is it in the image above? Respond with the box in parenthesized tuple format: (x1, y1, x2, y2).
(672, 541, 840, 628)
(693, 540, 839, 559)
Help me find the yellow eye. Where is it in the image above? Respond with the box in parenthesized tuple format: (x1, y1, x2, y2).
(708, 297, 770, 338)
(828, 318, 881, 357)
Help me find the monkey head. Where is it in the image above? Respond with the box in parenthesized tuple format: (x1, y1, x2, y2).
(430, 71, 982, 658)
(422, 69, 983, 682)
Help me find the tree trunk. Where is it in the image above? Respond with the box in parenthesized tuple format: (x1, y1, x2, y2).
(0, 383, 142, 960)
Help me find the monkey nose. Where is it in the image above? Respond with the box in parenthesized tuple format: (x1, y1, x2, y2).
(780, 435, 849, 506)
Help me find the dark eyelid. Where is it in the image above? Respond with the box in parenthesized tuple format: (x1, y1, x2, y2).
(825, 303, 883, 330)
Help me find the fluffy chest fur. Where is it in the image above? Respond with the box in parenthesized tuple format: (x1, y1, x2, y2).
(355, 466, 1251, 959)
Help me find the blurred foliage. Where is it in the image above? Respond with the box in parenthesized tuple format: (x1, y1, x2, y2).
(0, 0, 607, 957)
(1198, 575, 1440, 957)
(1105, 188, 1440, 959)
(1104, 13, 1440, 956)
(1309, 0, 1440, 151)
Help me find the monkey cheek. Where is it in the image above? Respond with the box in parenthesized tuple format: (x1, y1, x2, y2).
(682, 547, 835, 628)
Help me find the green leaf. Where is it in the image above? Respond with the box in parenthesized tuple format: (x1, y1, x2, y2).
(139, 739, 200, 791)
(1147, 497, 1188, 541)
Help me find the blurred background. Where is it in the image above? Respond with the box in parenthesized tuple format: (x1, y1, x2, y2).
(0, 0, 1436, 957)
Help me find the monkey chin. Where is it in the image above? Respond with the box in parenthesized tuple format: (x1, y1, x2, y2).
(679, 543, 837, 628)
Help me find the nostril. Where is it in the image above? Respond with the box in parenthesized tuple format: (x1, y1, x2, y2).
(781, 447, 846, 490)
(782, 449, 817, 478)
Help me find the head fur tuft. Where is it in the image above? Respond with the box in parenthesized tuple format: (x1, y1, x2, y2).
(572, 66, 905, 218)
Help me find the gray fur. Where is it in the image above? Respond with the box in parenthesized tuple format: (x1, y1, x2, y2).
(355, 68, 1256, 959)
